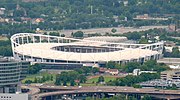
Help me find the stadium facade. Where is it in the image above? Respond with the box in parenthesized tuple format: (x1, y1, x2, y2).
(11, 33, 164, 68)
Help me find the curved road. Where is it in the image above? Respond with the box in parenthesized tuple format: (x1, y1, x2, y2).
(21, 85, 40, 95)
(23, 85, 180, 100)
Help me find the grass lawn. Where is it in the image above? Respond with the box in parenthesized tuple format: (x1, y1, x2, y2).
(22, 73, 118, 86)
(86, 76, 116, 83)
(22, 72, 57, 84)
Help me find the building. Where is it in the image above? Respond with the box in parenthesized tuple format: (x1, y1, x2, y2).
(161, 70, 180, 80)
(134, 14, 168, 21)
(136, 14, 149, 19)
(169, 65, 180, 69)
(123, 1, 128, 6)
(164, 41, 176, 47)
(32, 18, 44, 24)
(133, 69, 141, 76)
(0, 93, 28, 100)
(0, 57, 30, 93)
(11, 33, 164, 69)
(106, 69, 119, 75)
(157, 58, 180, 65)
(99, 68, 119, 75)
(133, 69, 156, 76)
(168, 24, 176, 32)
(21, 17, 32, 23)
(0, 8, 5, 15)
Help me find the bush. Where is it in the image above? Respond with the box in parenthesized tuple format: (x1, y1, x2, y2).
(25, 80, 33, 84)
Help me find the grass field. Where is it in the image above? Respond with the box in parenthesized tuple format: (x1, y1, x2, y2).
(86, 76, 116, 83)
(22, 72, 118, 86)
(22, 72, 56, 84)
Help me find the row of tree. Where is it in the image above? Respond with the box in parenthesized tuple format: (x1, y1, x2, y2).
(55, 66, 99, 86)
(105, 60, 169, 73)
(28, 64, 43, 74)
(107, 73, 160, 86)
(0, 40, 12, 56)
(55, 71, 86, 86)
(0, 0, 179, 35)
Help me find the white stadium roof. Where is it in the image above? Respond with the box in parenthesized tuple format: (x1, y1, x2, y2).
(15, 43, 158, 62)
(11, 33, 164, 64)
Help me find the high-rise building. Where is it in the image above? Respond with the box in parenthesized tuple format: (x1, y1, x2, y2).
(0, 57, 29, 93)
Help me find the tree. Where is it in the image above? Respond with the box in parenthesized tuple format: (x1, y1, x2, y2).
(125, 32, 141, 40)
(55, 74, 61, 85)
(25, 80, 33, 84)
(78, 75, 87, 83)
(61, 34, 65, 37)
(70, 80, 76, 86)
(144, 60, 157, 68)
(139, 38, 148, 44)
(54, 70, 83, 86)
(82, 67, 92, 75)
(142, 94, 152, 100)
(92, 67, 99, 74)
(72, 31, 84, 38)
(28, 64, 43, 74)
(170, 84, 178, 90)
(106, 61, 116, 69)
(68, 71, 79, 81)
(0, 40, 12, 56)
(124, 62, 140, 73)
(98, 76, 105, 83)
(34, 77, 38, 83)
(49, 32, 59, 36)
(75, 68, 84, 74)
(50, 75, 53, 81)
(108, 73, 160, 86)
(63, 81, 67, 86)
(111, 28, 117, 33)
(133, 84, 142, 88)
(171, 47, 180, 58)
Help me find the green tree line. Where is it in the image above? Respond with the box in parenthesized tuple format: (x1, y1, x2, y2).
(107, 73, 160, 86)
(106, 60, 169, 73)
(55, 66, 99, 86)
(0, 40, 12, 56)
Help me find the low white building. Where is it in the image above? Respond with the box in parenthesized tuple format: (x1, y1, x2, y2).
(0, 93, 28, 100)
(133, 69, 156, 76)
(0, 8, 5, 15)
(105, 69, 119, 75)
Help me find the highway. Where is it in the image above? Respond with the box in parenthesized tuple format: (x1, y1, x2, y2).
(21, 85, 180, 100)
(157, 58, 180, 65)
(21, 85, 40, 95)
(46, 25, 168, 37)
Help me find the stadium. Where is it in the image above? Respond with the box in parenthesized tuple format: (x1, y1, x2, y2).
(11, 33, 164, 68)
